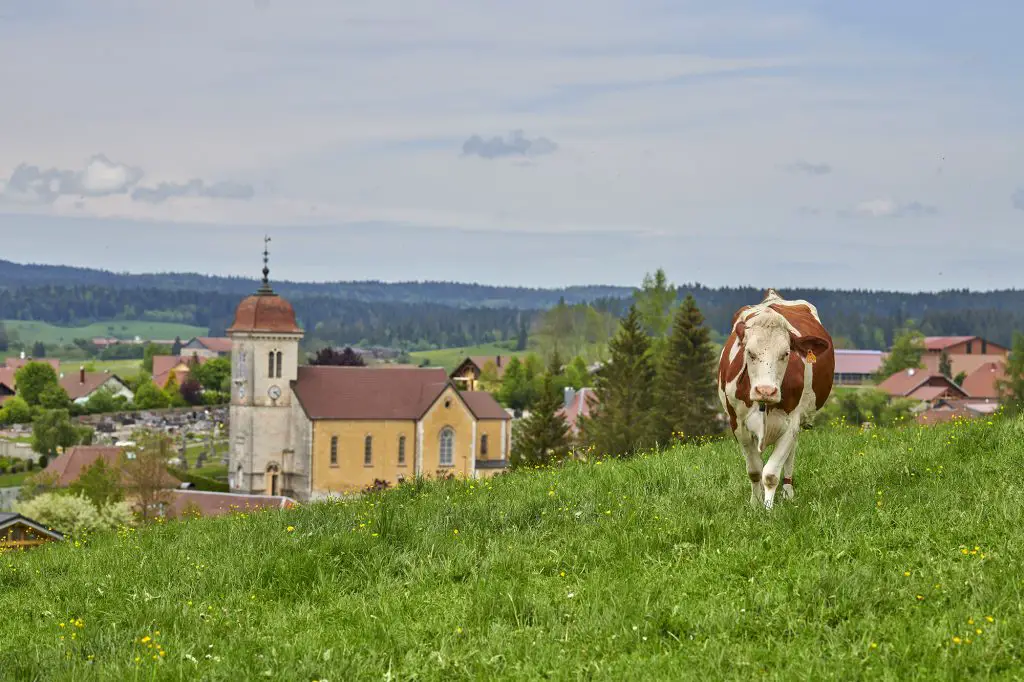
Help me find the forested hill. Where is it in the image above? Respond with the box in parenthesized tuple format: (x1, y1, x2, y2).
(0, 260, 631, 309)
(3, 259, 1024, 351)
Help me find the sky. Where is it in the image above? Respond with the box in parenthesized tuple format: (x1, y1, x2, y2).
(0, 0, 1022, 291)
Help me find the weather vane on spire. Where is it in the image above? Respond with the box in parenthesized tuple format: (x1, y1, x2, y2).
(259, 234, 273, 293)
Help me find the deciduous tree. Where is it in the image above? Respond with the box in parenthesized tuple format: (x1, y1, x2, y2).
(14, 362, 60, 406)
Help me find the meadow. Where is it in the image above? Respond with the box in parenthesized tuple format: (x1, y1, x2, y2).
(2, 416, 1024, 680)
(2, 320, 207, 347)
(409, 342, 525, 371)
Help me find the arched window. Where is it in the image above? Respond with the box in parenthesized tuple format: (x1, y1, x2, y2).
(397, 435, 406, 466)
(268, 351, 275, 378)
(276, 351, 283, 378)
(364, 435, 373, 466)
(439, 427, 454, 467)
(330, 436, 338, 466)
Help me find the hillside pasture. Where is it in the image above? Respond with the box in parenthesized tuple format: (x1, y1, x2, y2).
(2, 320, 207, 347)
(409, 343, 526, 371)
(2, 416, 1023, 679)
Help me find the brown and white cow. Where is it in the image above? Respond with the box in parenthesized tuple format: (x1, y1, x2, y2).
(717, 289, 834, 509)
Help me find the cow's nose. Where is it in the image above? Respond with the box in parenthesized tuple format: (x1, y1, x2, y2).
(754, 385, 778, 399)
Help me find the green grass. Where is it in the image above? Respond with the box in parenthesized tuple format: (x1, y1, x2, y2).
(0, 470, 32, 487)
(409, 343, 525, 372)
(3, 320, 207, 347)
(58, 359, 144, 377)
(3, 416, 1024, 679)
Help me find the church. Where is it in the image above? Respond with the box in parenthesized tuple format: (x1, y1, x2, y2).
(226, 250, 511, 501)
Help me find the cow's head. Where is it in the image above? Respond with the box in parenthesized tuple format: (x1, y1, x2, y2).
(736, 310, 829, 405)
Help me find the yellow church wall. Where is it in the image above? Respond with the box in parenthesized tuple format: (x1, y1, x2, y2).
(419, 386, 475, 479)
(311, 420, 416, 494)
(474, 418, 509, 479)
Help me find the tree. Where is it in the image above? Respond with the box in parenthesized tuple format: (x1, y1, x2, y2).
(497, 357, 534, 412)
(998, 332, 1024, 417)
(142, 343, 172, 373)
(0, 322, 8, 352)
(84, 387, 125, 414)
(477, 360, 502, 392)
(31, 341, 47, 358)
(516, 316, 529, 351)
(180, 378, 204, 406)
(654, 295, 722, 444)
(16, 493, 133, 537)
(584, 305, 657, 457)
(511, 372, 571, 467)
(190, 356, 231, 392)
(69, 456, 124, 507)
(14, 361, 60, 406)
(309, 347, 366, 366)
(133, 381, 170, 410)
(171, 336, 183, 355)
(633, 268, 677, 340)
(0, 396, 33, 425)
(31, 409, 87, 461)
(38, 385, 72, 410)
(876, 327, 925, 380)
(939, 350, 953, 378)
(122, 430, 175, 523)
(162, 373, 188, 407)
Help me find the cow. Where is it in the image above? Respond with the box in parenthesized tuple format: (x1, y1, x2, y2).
(717, 289, 834, 509)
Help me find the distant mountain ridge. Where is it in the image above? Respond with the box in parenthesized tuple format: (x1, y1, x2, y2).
(0, 259, 634, 309)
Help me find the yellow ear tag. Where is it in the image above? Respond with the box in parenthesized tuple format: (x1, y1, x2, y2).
(806, 351, 817, 364)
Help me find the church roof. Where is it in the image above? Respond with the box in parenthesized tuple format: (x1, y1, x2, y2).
(291, 366, 509, 421)
(227, 292, 302, 335)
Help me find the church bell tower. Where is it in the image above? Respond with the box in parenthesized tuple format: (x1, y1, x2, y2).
(226, 237, 305, 497)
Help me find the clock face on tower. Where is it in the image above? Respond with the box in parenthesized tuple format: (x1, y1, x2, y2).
(268, 385, 282, 401)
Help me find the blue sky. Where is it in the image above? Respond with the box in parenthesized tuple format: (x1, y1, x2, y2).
(0, 0, 1022, 290)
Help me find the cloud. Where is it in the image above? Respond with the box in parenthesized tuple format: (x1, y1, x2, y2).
(131, 179, 255, 204)
(461, 130, 558, 159)
(1013, 188, 1024, 210)
(784, 160, 832, 176)
(1, 154, 142, 204)
(841, 199, 938, 219)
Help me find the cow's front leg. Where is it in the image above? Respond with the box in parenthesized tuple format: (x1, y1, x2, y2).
(738, 430, 763, 507)
(761, 427, 798, 510)
(781, 441, 797, 500)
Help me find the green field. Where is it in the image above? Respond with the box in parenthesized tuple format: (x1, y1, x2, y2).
(56, 359, 144, 378)
(3, 416, 1022, 679)
(3, 320, 207, 347)
(409, 343, 525, 371)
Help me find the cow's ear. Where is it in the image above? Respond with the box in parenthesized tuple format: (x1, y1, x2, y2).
(791, 332, 829, 358)
(735, 321, 746, 342)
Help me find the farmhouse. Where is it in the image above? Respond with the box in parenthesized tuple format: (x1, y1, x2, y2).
(0, 512, 63, 551)
(3, 355, 61, 374)
(877, 368, 969, 401)
(152, 354, 211, 388)
(833, 349, 885, 385)
(181, 337, 232, 359)
(450, 355, 515, 391)
(227, 252, 511, 501)
(924, 335, 1009, 357)
(59, 368, 134, 404)
(557, 387, 598, 438)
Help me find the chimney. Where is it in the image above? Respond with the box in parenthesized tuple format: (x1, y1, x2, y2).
(564, 387, 576, 409)
(80, 366, 86, 384)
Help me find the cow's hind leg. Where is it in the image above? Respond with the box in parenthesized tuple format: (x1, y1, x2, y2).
(781, 441, 797, 500)
(739, 431, 763, 507)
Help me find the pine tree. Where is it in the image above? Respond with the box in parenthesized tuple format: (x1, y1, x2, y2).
(998, 332, 1024, 417)
(585, 305, 656, 458)
(654, 295, 722, 444)
(511, 372, 571, 467)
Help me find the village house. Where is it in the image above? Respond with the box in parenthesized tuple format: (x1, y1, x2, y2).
(557, 387, 598, 438)
(59, 367, 134, 404)
(181, 337, 233, 359)
(0, 512, 63, 551)
(833, 349, 886, 385)
(924, 335, 1009, 357)
(450, 355, 515, 391)
(227, 250, 512, 501)
(152, 353, 211, 388)
(877, 367, 970, 402)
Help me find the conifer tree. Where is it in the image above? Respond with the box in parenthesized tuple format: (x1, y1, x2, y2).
(585, 305, 656, 457)
(511, 372, 571, 467)
(654, 294, 722, 443)
(998, 332, 1024, 417)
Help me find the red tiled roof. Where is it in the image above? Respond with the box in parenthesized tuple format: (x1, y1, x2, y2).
(459, 391, 511, 420)
(292, 366, 451, 420)
(833, 350, 886, 375)
(921, 353, 1006, 379)
(191, 337, 233, 353)
(960, 362, 1005, 399)
(59, 372, 127, 401)
(556, 388, 598, 435)
(877, 368, 968, 398)
(167, 490, 296, 518)
(227, 292, 302, 335)
(0, 368, 14, 391)
(924, 336, 976, 351)
(907, 385, 953, 402)
(152, 354, 209, 388)
(41, 446, 179, 489)
(3, 357, 61, 373)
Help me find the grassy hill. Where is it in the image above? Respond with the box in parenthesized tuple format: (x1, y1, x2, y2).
(409, 343, 527, 372)
(3, 320, 207, 346)
(3, 417, 1024, 679)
